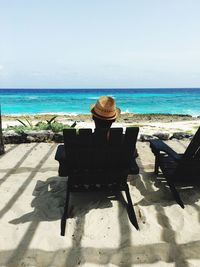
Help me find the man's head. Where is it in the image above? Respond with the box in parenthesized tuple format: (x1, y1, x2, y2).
(92, 116, 115, 129)
(90, 96, 121, 129)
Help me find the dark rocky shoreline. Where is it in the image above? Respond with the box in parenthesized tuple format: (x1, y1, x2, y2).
(2, 113, 198, 124)
(3, 128, 195, 144)
(2, 113, 199, 144)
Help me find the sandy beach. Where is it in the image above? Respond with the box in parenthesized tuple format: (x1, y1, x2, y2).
(2, 113, 200, 137)
(0, 114, 200, 267)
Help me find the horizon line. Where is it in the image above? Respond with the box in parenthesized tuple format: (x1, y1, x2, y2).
(0, 87, 200, 90)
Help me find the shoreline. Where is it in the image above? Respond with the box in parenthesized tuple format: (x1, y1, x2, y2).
(2, 112, 198, 123)
(2, 113, 200, 137)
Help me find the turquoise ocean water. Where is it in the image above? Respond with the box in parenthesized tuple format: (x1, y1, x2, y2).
(0, 88, 200, 116)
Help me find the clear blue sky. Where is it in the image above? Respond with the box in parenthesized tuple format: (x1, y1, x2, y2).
(0, 0, 200, 88)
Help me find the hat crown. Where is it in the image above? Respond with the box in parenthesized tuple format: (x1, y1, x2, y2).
(96, 96, 116, 112)
(90, 95, 120, 120)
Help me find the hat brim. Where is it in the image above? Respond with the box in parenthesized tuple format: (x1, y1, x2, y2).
(90, 104, 121, 120)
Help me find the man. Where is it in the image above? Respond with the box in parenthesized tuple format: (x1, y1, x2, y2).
(55, 96, 138, 175)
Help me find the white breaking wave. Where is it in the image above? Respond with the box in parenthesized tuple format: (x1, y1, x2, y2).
(26, 96, 39, 100)
(2, 112, 79, 116)
(38, 112, 78, 116)
(184, 109, 200, 117)
(87, 96, 99, 100)
(121, 109, 130, 114)
(87, 95, 115, 100)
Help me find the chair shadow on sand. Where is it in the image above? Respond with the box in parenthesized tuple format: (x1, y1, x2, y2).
(135, 159, 200, 211)
(9, 176, 118, 225)
(7, 173, 143, 230)
(8, 175, 137, 267)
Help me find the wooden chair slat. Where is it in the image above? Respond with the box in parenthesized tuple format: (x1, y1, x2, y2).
(108, 128, 123, 167)
(77, 129, 93, 169)
(109, 128, 123, 145)
(93, 129, 108, 169)
(122, 127, 139, 166)
(63, 129, 77, 169)
(183, 127, 200, 158)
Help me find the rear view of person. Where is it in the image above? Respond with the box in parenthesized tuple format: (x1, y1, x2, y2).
(55, 95, 138, 176)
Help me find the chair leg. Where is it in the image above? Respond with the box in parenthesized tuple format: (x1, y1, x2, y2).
(124, 184, 139, 230)
(61, 180, 70, 236)
(155, 157, 159, 175)
(167, 180, 184, 209)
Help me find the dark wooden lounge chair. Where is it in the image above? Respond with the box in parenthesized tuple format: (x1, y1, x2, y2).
(149, 127, 200, 208)
(60, 127, 139, 236)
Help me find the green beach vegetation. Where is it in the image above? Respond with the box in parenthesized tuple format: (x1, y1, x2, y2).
(6, 116, 75, 134)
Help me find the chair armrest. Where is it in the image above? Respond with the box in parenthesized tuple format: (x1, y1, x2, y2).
(149, 139, 181, 161)
(55, 145, 65, 161)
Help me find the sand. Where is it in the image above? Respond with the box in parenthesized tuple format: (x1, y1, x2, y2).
(0, 117, 200, 266)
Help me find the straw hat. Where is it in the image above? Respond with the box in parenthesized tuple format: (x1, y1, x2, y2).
(90, 96, 121, 120)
